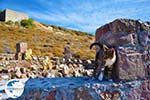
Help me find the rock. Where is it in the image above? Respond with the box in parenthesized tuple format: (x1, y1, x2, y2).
(46, 90, 56, 100)
(48, 70, 63, 77)
(99, 32, 137, 46)
(138, 31, 150, 48)
(116, 47, 146, 80)
(111, 91, 121, 100)
(64, 46, 73, 61)
(74, 88, 93, 100)
(100, 91, 112, 100)
(127, 80, 150, 100)
(95, 19, 150, 81)
(42, 56, 53, 70)
(87, 60, 92, 64)
(96, 19, 150, 42)
(85, 69, 94, 76)
(1, 74, 9, 79)
(100, 91, 121, 100)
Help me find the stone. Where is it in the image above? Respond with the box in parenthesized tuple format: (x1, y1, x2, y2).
(100, 91, 121, 100)
(100, 91, 112, 100)
(42, 56, 53, 70)
(74, 88, 93, 100)
(94, 19, 150, 81)
(16, 42, 28, 53)
(95, 19, 150, 42)
(138, 31, 150, 48)
(99, 32, 137, 46)
(1, 74, 9, 79)
(64, 46, 73, 61)
(46, 90, 56, 100)
(116, 47, 146, 80)
(127, 80, 150, 100)
(111, 91, 121, 100)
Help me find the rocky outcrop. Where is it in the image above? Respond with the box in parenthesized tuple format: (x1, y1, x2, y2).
(96, 19, 150, 42)
(95, 19, 150, 81)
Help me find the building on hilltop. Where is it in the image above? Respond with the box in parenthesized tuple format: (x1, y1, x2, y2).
(0, 9, 29, 22)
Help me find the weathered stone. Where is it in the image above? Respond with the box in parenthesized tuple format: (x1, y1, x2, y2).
(116, 47, 146, 80)
(46, 90, 56, 100)
(96, 19, 150, 42)
(74, 88, 93, 100)
(127, 80, 150, 100)
(100, 91, 121, 100)
(99, 32, 137, 46)
(100, 91, 112, 100)
(138, 31, 150, 48)
(95, 19, 150, 81)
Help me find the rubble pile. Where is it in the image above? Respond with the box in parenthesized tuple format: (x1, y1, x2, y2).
(0, 56, 95, 80)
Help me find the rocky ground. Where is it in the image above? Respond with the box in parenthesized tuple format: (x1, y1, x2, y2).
(0, 18, 149, 100)
(0, 57, 95, 80)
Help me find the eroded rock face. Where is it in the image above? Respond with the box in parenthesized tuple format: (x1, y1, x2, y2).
(95, 19, 150, 81)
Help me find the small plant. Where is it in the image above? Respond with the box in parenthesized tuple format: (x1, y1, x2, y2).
(21, 18, 35, 28)
(15, 21, 20, 26)
(6, 20, 13, 25)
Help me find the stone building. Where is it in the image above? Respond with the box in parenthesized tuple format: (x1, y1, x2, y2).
(0, 9, 29, 22)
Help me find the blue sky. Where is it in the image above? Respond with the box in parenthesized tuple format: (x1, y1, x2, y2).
(0, 0, 150, 34)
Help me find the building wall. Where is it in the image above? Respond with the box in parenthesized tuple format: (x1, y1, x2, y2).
(0, 10, 5, 21)
(0, 9, 29, 22)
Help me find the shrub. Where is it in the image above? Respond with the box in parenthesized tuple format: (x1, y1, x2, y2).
(6, 20, 13, 25)
(21, 18, 35, 28)
(15, 21, 20, 26)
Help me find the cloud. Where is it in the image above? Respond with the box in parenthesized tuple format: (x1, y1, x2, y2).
(1, 0, 149, 34)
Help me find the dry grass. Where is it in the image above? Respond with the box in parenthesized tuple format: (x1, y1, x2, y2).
(0, 21, 95, 59)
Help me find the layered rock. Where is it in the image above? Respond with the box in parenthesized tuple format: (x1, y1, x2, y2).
(95, 19, 150, 81)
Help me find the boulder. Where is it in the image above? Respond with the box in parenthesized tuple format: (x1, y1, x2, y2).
(99, 32, 137, 46)
(95, 19, 150, 81)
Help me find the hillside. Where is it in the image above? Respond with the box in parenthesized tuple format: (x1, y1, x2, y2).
(0, 21, 95, 59)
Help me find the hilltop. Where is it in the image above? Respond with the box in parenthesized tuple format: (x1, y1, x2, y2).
(0, 20, 95, 59)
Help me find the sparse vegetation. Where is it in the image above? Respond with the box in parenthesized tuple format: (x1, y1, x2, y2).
(21, 18, 35, 28)
(6, 20, 13, 25)
(0, 21, 95, 59)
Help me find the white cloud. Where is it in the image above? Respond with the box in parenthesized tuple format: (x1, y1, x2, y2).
(25, 0, 149, 33)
